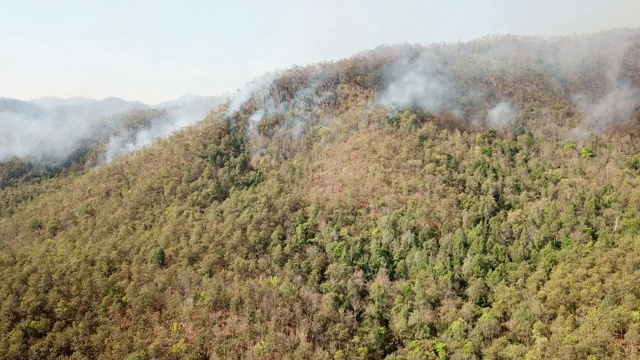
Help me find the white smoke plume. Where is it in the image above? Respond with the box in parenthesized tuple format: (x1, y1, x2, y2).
(225, 67, 336, 146)
(247, 110, 265, 133)
(572, 84, 639, 132)
(104, 97, 225, 163)
(0, 111, 92, 163)
(0, 95, 224, 165)
(225, 73, 276, 118)
(0, 97, 146, 163)
(487, 102, 516, 129)
(105, 113, 183, 163)
(381, 51, 462, 115)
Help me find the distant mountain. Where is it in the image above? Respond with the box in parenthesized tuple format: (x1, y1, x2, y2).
(0, 97, 45, 117)
(6, 94, 223, 116)
(81, 97, 149, 117)
(162, 95, 227, 115)
(2, 96, 149, 118)
(0, 93, 226, 171)
(30, 96, 98, 108)
(154, 93, 205, 108)
(0, 96, 151, 165)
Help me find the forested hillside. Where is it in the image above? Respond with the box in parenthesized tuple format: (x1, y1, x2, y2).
(2, 29, 640, 359)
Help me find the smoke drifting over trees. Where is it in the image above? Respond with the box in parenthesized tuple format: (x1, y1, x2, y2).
(222, 29, 640, 149)
(1, 29, 640, 187)
(0, 95, 224, 165)
(381, 51, 467, 115)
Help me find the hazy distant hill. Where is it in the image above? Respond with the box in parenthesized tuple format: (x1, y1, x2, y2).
(29, 96, 98, 108)
(154, 93, 205, 108)
(2, 29, 640, 359)
(0, 94, 226, 184)
(155, 94, 227, 117)
(1, 96, 148, 120)
(0, 97, 46, 117)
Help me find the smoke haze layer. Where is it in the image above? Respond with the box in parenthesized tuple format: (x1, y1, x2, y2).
(3, 29, 640, 169)
(0, 97, 148, 163)
(0, 96, 224, 165)
(218, 30, 640, 163)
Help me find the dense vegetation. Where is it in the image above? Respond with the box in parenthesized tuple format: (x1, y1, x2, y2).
(2, 29, 640, 359)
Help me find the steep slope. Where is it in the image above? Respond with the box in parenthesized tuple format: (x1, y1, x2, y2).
(2, 29, 640, 359)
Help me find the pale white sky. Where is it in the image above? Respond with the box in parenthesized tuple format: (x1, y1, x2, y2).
(1, 0, 639, 103)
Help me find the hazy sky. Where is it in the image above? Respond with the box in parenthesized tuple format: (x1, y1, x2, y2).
(1, 0, 639, 103)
